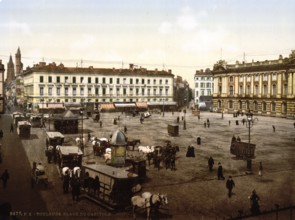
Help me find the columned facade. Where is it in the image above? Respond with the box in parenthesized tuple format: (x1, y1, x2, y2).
(212, 51, 295, 117)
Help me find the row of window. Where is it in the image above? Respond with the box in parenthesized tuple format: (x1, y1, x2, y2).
(43, 98, 169, 103)
(39, 76, 169, 85)
(195, 77, 212, 81)
(195, 90, 212, 97)
(195, 82, 212, 88)
(219, 73, 288, 83)
(219, 84, 288, 96)
(40, 87, 169, 97)
(218, 100, 287, 113)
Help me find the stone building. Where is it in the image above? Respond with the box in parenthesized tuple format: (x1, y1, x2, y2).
(0, 60, 5, 114)
(22, 62, 175, 112)
(6, 55, 15, 83)
(212, 50, 295, 117)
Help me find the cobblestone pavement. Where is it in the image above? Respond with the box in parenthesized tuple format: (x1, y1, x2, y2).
(1, 110, 295, 219)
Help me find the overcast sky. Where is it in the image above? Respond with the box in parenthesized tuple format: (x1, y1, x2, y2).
(1, 0, 295, 86)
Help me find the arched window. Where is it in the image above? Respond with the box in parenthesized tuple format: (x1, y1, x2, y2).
(228, 100, 233, 109)
(229, 86, 234, 95)
(262, 102, 267, 111)
(239, 100, 242, 109)
(272, 84, 276, 96)
(229, 76, 234, 82)
(282, 102, 287, 113)
(271, 102, 276, 112)
(246, 101, 250, 110)
(254, 101, 258, 111)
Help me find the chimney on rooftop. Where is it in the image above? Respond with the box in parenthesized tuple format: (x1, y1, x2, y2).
(129, 64, 134, 70)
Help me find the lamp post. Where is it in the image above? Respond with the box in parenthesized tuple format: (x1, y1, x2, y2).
(81, 98, 84, 152)
(162, 98, 165, 117)
(245, 111, 255, 174)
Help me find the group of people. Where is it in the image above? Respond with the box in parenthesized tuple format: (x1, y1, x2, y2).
(207, 156, 261, 214)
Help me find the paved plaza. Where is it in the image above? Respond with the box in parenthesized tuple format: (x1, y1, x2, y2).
(1, 110, 295, 219)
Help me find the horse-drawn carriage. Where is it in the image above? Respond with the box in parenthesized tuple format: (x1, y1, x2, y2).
(45, 131, 64, 163)
(17, 121, 31, 138)
(57, 145, 83, 169)
(92, 137, 110, 156)
(31, 162, 48, 188)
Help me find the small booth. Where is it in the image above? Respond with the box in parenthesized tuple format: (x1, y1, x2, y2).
(17, 121, 31, 138)
(82, 164, 138, 210)
(168, 124, 179, 136)
(230, 141, 256, 159)
(53, 110, 79, 134)
(57, 145, 83, 169)
(110, 129, 128, 167)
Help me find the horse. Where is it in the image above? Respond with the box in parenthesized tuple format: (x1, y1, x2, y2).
(131, 192, 168, 220)
(138, 146, 155, 154)
(127, 139, 141, 151)
(104, 148, 112, 163)
(75, 137, 86, 146)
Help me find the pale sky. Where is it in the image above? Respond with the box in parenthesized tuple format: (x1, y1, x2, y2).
(1, 0, 295, 86)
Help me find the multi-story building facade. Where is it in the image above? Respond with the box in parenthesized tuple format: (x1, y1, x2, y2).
(22, 62, 174, 111)
(194, 69, 213, 104)
(212, 50, 295, 117)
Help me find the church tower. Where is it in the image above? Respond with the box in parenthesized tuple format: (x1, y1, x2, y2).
(6, 55, 15, 82)
(15, 47, 23, 75)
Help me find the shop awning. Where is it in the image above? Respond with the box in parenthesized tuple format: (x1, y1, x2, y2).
(114, 103, 136, 108)
(136, 102, 148, 108)
(147, 101, 177, 106)
(99, 103, 115, 110)
(38, 103, 65, 109)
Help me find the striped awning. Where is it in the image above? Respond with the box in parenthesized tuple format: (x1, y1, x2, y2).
(38, 103, 65, 109)
(99, 103, 115, 110)
(114, 103, 136, 108)
(147, 101, 177, 106)
(136, 102, 148, 108)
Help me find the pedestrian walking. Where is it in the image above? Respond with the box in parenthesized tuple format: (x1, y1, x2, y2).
(226, 176, 235, 197)
(99, 120, 102, 128)
(204, 121, 207, 128)
(208, 156, 214, 171)
(88, 132, 91, 142)
(229, 120, 231, 126)
(237, 136, 241, 142)
(258, 161, 263, 176)
(249, 190, 260, 215)
(124, 125, 127, 133)
(63, 171, 70, 193)
(231, 135, 236, 143)
(217, 162, 225, 180)
(10, 123, 14, 133)
(93, 175, 100, 197)
(1, 169, 10, 189)
(272, 125, 275, 132)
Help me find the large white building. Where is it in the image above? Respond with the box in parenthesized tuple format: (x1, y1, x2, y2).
(194, 69, 213, 104)
(22, 62, 175, 111)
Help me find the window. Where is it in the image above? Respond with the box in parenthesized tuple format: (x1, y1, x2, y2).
(142, 88, 145, 95)
(239, 76, 243, 82)
(159, 88, 162, 96)
(247, 75, 251, 82)
(73, 77, 76, 83)
(80, 87, 84, 96)
(142, 79, 145, 84)
(284, 84, 288, 95)
(165, 89, 168, 96)
(102, 78, 106, 84)
(147, 79, 150, 84)
(73, 87, 76, 96)
(40, 76, 44, 83)
(271, 102, 276, 112)
(136, 79, 139, 84)
(40, 87, 44, 96)
(262, 102, 267, 111)
(80, 77, 84, 83)
(201, 90, 205, 96)
(57, 87, 60, 96)
(130, 78, 133, 84)
(229, 86, 233, 95)
(117, 78, 120, 84)
(218, 86, 222, 94)
(48, 76, 52, 83)
(165, 80, 168, 85)
(218, 100, 221, 108)
(109, 78, 113, 84)
(153, 88, 156, 95)
(229, 76, 233, 82)
(247, 85, 250, 95)
(65, 87, 69, 96)
(255, 85, 259, 95)
(102, 88, 106, 95)
(130, 88, 133, 95)
(255, 75, 259, 81)
(56, 76, 60, 83)
(239, 85, 243, 95)
(136, 88, 139, 95)
(95, 77, 99, 84)
(254, 101, 258, 111)
(110, 88, 113, 95)
(153, 79, 156, 84)
(88, 77, 91, 84)
(207, 90, 211, 96)
(263, 84, 268, 95)
(64, 76, 68, 83)
(159, 80, 162, 85)
(272, 84, 276, 96)
(239, 101, 242, 109)
(200, 83, 204, 88)
(229, 100, 233, 109)
(123, 88, 126, 95)
(263, 74, 268, 81)
(206, 83, 211, 88)
(116, 87, 120, 95)
(147, 89, 150, 96)
(272, 73, 277, 81)
(48, 87, 52, 96)
(195, 83, 198, 88)
(246, 101, 250, 110)
(283, 73, 288, 81)
(95, 88, 99, 95)
(88, 87, 91, 95)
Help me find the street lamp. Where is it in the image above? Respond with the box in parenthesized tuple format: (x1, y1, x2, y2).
(81, 98, 84, 152)
(162, 98, 165, 117)
(245, 111, 257, 174)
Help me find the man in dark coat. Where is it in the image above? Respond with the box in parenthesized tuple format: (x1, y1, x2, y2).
(226, 176, 235, 197)
(1, 169, 9, 189)
(250, 190, 260, 215)
(72, 179, 80, 201)
(63, 172, 70, 193)
(217, 162, 224, 180)
(208, 156, 214, 171)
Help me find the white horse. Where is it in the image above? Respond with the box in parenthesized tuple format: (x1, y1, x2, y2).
(131, 192, 168, 220)
(104, 148, 112, 162)
(75, 137, 86, 146)
(138, 146, 155, 154)
(73, 166, 81, 178)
